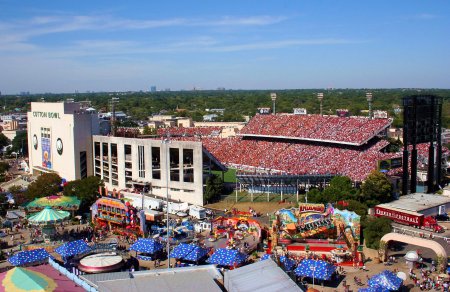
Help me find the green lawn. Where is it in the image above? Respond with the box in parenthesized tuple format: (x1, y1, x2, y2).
(212, 168, 237, 183)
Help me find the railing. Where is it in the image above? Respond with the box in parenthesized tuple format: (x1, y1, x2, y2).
(49, 258, 98, 292)
(392, 226, 450, 241)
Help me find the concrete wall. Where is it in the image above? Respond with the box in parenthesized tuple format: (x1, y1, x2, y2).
(92, 136, 205, 206)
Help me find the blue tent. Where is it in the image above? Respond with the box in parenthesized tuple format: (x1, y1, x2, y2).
(359, 286, 390, 292)
(130, 238, 163, 254)
(260, 254, 271, 261)
(183, 245, 209, 262)
(170, 243, 194, 259)
(8, 249, 51, 266)
(207, 248, 248, 267)
(294, 259, 336, 281)
(368, 270, 402, 291)
(280, 256, 297, 271)
(55, 239, 91, 259)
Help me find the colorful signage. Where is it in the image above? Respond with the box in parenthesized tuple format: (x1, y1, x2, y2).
(41, 136, 52, 169)
(375, 206, 421, 225)
(298, 203, 325, 213)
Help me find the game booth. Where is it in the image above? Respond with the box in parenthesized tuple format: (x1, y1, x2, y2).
(91, 197, 146, 239)
(271, 203, 362, 266)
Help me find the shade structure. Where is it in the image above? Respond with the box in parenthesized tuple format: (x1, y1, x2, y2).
(24, 195, 80, 209)
(55, 239, 92, 259)
(260, 254, 271, 261)
(28, 207, 70, 225)
(368, 270, 403, 291)
(280, 256, 297, 271)
(170, 243, 194, 259)
(358, 286, 390, 292)
(8, 249, 51, 266)
(130, 238, 163, 254)
(404, 251, 419, 262)
(207, 248, 248, 267)
(183, 245, 209, 262)
(0, 267, 57, 292)
(294, 259, 336, 281)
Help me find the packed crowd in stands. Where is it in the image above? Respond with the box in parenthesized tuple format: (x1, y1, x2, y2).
(239, 114, 391, 145)
(157, 126, 223, 137)
(115, 127, 140, 138)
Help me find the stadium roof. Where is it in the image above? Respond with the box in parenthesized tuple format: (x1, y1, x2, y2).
(239, 114, 392, 146)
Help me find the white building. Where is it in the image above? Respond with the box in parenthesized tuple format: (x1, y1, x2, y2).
(27, 102, 99, 180)
(92, 136, 224, 206)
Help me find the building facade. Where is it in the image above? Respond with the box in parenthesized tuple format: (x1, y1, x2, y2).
(27, 102, 99, 180)
(92, 136, 205, 206)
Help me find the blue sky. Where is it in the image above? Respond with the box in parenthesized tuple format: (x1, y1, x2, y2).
(0, 1, 449, 94)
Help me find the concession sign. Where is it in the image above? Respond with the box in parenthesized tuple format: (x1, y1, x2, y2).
(374, 206, 422, 225)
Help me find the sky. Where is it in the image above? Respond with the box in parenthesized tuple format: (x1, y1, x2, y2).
(0, 1, 449, 94)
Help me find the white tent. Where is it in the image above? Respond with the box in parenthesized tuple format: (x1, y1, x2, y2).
(224, 258, 302, 292)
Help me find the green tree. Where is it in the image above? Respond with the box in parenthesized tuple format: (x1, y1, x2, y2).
(322, 176, 358, 202)
(305, 188, 323, 203)
(361, 170, 393, 206)
(11, 131, 28, 155)
(25, 173, 62, 200)
(142, 126, 156, 135)
(204, 174, 224, 203)
(363, 216, 392, 250)
(63, 176, 103, 212)
(0, 133, 10, 149)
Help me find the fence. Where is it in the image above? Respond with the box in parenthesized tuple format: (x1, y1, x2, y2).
(220, 192, 305, 203)
(49, 258, 98, 292)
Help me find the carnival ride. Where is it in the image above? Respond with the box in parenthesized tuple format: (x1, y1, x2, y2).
(207, 217, 261, 250)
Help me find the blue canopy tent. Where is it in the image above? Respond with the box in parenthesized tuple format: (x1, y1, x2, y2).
(280, 256, 297, 271)
(368, 270, 402, 291)
(55, 239, 91, 260)
(260, 254, 271, 261)
(359, 286, 390, 292)
(170, 243, 194, 259)
(294, 259, 336, 281)
(8, 248, 52, 266)
(183, 245, 209, 262)
(130, 238, 163, 261)
(207, 248, 248, 267)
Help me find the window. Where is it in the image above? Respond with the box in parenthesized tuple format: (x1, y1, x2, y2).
(111, 143, 118, 164)
(183, 149, 194, 183)
(124, 144, 132, 161)
(170, 148, 180, 182)
(102, 143, 109, 160)
(138, 145, 145, 178)
(80, 151, 87, 178)
(152, 146, 161, 179)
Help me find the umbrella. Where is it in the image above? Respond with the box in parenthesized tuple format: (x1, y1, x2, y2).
(8, 249, 51, 266)
(294, 259, 336, 281)
(358, 286, 390, 292)
(206, 248, 248, 267)
(280, 256, 297, 271)
(55, 240, 91, 259)
(170, 243, 194, 259)
(404, 251, 419, 262)
(0, 267, 57, 292)
(183, 245, 209, 262)
(396, 272, 407, 281)
(260, 254, 271, 261)
(368, 270, 402, 291)
(24, 195, 80, 209)
(130, 238, 163, 254)
(28, 207, 70, 225)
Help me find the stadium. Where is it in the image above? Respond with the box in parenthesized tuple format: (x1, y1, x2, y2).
(158, 113, 407, 198)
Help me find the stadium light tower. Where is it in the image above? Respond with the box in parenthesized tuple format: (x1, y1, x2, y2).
(270, 93, 277, 115)
(366, 92, 373, 119)
(162, 138, 171, 269)
(317, 93, 324, 116)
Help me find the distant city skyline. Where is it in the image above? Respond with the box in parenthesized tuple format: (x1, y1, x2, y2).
(0, 1, 449, 94)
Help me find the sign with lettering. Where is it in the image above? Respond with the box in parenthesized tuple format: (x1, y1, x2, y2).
(374, 206, 421, 225)
(298, 203, 325, 213)
(32, 111, 61, 119)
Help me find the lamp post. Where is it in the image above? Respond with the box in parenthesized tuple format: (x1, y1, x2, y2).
(162, 138, 171, 268)
(270, 93, 277, 115)
(317, 93, 324, 116)
(366, 92, 373, 119)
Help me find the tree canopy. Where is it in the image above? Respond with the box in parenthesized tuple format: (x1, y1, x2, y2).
(63, 176, 103, 213)
(361, 170, 393, 207)
(363, 216, 392, 250)
(11, 131, 28, 155)
(25, 173, 62, 200)
(204, 174, 224, 204)
(0, 133, 10, 149)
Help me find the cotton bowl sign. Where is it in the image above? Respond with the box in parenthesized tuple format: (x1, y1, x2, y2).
(374, 206, 421, 225)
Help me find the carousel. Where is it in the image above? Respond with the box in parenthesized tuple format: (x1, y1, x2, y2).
(27, 207, 70, 241)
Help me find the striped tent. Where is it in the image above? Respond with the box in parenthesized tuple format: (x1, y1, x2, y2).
(28, 207, 70, 225)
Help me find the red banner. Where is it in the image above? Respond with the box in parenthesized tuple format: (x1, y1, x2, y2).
(374, 206, 422, 225)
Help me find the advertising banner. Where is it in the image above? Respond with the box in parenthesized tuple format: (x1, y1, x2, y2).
(41, 136, 52, 169)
